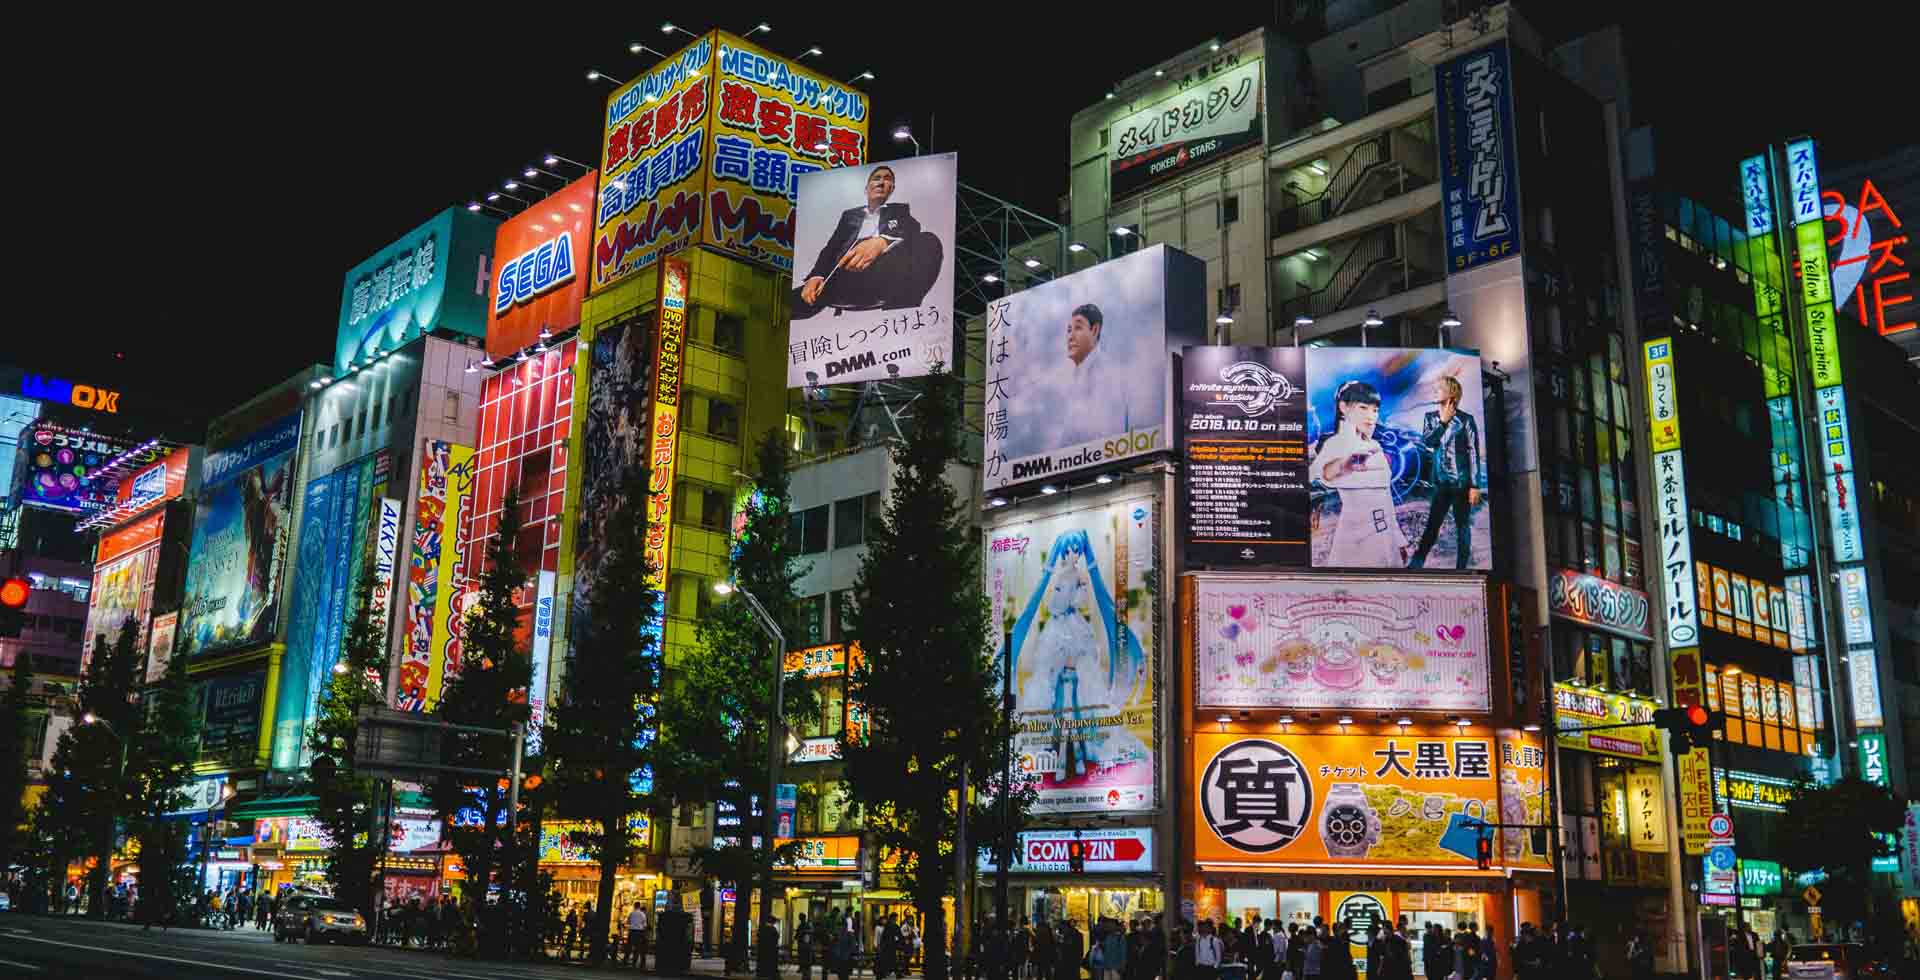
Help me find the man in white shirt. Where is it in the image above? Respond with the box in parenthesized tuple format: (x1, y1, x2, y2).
(1193, 920, 1225, 980)
(1270, 921, 1289, 975)
(625, 902, 650, 968)
(1056, 303, 1133, 447)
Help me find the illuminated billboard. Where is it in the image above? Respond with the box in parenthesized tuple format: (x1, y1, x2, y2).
(983, 244, 1205, 491)
(1434, 40, 1521, 271)
(592, 31, 870, 291)
(1189, 573, 1491, 713)
(1109, 59, 1262, 200)
(788, 154, 957, 387)
(180, 413, 301, 658)
(987, 486, 1158, 814)
(335, 207, 497, 375)
(395, 440, 475, 712)
(20, 423, 149, 515)
(488, 174, 595, 359)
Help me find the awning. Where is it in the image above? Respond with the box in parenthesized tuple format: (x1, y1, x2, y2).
(229, 794, 320, 820)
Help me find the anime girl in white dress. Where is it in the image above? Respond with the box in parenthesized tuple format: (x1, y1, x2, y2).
(1308, 381, 1409, 567)
(1008, 528, 1147, 782)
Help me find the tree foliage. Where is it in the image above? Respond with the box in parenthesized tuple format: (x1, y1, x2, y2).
(126, 646, 200, 924)
(656, 429, 811, 964)
(840, 369, 1000, 980)
(53, 619, 145, 915)
(1779, 775, 1906, 925)
(546, 461, 663, 964)
(429, 486, 533, 939)
(0, 650, 36, 876)
(308, 576, 389, 916)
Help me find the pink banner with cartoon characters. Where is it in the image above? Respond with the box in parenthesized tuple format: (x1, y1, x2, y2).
(1191, 573, 1490, 712)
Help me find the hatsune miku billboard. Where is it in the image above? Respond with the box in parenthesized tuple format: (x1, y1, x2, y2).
(987, 486, 1158, 815)
(1187, 572, 1491, 713)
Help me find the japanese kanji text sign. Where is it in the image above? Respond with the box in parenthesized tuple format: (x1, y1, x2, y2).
(1193, 732, 1511, 868)
(1109, 58, 1263, 200)
(1434, 40, 1522, 271)
(336, 207, 497, 375)
(644, 258, 690, 595)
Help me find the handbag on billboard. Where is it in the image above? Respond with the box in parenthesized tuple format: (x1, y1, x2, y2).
(1437, 800, 1490, 861)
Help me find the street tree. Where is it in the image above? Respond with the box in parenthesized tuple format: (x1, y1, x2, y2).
(307, 576, 388, 916)
(1779, 775, 1906, 934)
(0, 650, 36, 876)
(840, 368, 998, 980)
(546, 462, 664, 965)
(656, 429, 810, 966)
(66, 619, 143, 916)
(428, 486, 533, 946)
(125, 641, 200, 925)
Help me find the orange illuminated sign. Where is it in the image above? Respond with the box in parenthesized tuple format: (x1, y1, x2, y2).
(1192, 731, 1507, 869)
(96, 510, 165, 565)
(642, 258, 690, 593)
(486, 172, 596, 358)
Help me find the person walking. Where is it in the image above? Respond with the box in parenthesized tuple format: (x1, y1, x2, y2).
(1626, 930, 1655, 980)
(1192, 921, 1224, 980)
(757, 914, 780, 980)
(1473, 926, 1496, 980)
(797, 915, 816, 980)
(878, 913, 900, 980)
(1036, 920, 1058, 980)
(1012, 917, 1032, 980)
(834, 916, 861, 980)
(1060, 919, 1089, 980)
(1100, 919, 1128, 980)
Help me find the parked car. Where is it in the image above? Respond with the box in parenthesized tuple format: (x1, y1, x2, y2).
(1786, 943, 1892, 979)
(274, 894, 368, 945)
(0, 889, 12, 912)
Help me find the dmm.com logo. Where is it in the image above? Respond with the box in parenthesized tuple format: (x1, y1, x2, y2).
(1010, 428, 1162, 481)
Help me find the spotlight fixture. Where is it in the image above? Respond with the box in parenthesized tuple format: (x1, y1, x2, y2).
(1455, 717, 1470, 729)
(1216, 714, 1232, 732)
(1363, 309, 1386, 328)
(544, 154, 559, 166)
(987, 497, 1009, 508)
(802, 47, 823, 58)
(1396, 717, 1412, 728)
(1105, 92, 1115, 100)
(1523, 723, 1542, 732)
(1215, 313, 1234, 326)
(1154, 69, 1164, 77)
(309, 379, 323, 389)
(853, 71, 875, 82)
(466, 202, 482, 212)
(982, 273, 1000, 284)
(1068, 242, 1087, 253)
(539, 326, 553, 340)
(1094, 474, 1115, 485)
(1337, 715, 1354, 728)
(1277, 715, 1294, 726)
(1294, 314, 1315, 328)
(1440, 311, 1464, 329)
(1039, 484, 1060, 495)
(1210, 41, 1221, 52)
(464, 362, 477, 374)
(1112, 225, 1134, 237)
(1023, 257, 1042, 269)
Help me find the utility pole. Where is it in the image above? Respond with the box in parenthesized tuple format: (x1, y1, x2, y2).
(954, 758, 970, 974)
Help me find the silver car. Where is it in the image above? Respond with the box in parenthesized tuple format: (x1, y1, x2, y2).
(274, 894, 368, 945)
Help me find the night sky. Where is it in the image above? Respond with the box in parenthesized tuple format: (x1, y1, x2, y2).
(14, 6, 1907, 434)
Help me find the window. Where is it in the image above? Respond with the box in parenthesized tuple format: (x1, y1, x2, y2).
(442, 391, 461, 423)
(669, 573, 714, 619)
(799, 593, 827, 644)
(680, 483, 731, 531)
(706, 398, 741, 441)
(712, 313, 746, 354)
(833, 493, 880, 549)
(1221, 195, 1239, 226)
(789, 505, 829, 555)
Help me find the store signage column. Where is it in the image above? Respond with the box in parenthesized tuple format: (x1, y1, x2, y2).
(1643, 338, 1710, 856)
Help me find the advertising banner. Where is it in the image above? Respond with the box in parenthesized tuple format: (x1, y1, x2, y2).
(1552, 683, 1659, 761)
(1191, 573, 1490, 713)
(1817, 386, 1865, 564)
(526, 570, 555, 757)
(1626, 767, 1669, 854)
(83, 542, 158, 667)
(117, 450, 190, 514)
(163, 775, 227, 817)
(784, 642, 862, 678)
(372, 497, 401, 634)
(1305, 348, 1488, 570)
(1434, 40, 1521, 271)
(181, 413, 301, 658)
(592, 32, 869, 289)
(1181, 346, 1309, 567)
(386, 812, 443, 853)
(573, 309, 656, 655)
(773, 835, 860, 872)
(1678, 748, 1713, 855)
(21, 423, 146, 514)
(988, 489, 1157, 814)
(488, 172, 594, 359)
(1904, 805, 1920, 894)
(980, 828, 1155, 874)
(1546, 568, 1651, 641)
(396, 441, 474, 711)
(335, 207, 496, 375)
(983, 244, 1205, 490)
(198, 668, 267, 761)
(1858, 730, 1889, 787)
(1496, 728, 1552, 869)
(1110, 59, 1262, 201)
(1192, 731, 1504, 868)
(1739, 154, 1775, 237)
(788, 154, 957, 387)
(643, 260, 690, 610)
(146, 611, 179, 684)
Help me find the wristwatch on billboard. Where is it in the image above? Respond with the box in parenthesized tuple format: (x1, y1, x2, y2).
(1321, 783, 1381, 858)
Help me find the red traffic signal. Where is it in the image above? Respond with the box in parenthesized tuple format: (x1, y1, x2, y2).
(1067, 831, 1086, 874)
(1653, 704, 1723, 756)
(1475, 832, 1494, 870)
(1684, 704, 1710, 727)
(0, 578, 29, 609)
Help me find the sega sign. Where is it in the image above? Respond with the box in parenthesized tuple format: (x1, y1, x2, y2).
(493, 232, 577, 315)
(978, 828, 1154, 874)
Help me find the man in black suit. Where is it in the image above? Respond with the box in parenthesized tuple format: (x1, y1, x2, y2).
(792, 164, 945, 319)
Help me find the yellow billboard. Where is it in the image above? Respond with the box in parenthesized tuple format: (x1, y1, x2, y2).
(592, 31, 870, 291)
(430, 444, 476, 707)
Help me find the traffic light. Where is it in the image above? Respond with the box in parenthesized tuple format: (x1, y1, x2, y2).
(0, 577, 29, 638)
(1067, 830, 1086, 875)
(1475, 831, 1494, 871)
(1653, 704, 1722, 755)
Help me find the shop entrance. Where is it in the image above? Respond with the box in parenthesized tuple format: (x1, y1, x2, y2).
(1022, 885, 1161, 931)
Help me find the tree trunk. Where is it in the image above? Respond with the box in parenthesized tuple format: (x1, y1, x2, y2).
(920, 892, 949, 980)
(88, 807, 111, 918)
(593, 845, 619, 965)
(732, 878, 752, 971)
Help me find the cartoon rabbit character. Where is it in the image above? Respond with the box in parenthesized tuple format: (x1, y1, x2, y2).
(1307, 618, 1366, 689)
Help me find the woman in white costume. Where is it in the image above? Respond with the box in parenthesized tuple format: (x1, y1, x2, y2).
(1309, 381, 1409, 567)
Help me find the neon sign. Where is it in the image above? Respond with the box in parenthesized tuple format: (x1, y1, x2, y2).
(1825, 178, 1913, 338)
(20, 374, 121, 414)
(493, 232, 577, 314)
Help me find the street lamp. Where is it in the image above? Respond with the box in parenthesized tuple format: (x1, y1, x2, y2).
(712, 580, 786, 933)
(80, 712, 130, 918)
(891, 123, 919, 156)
